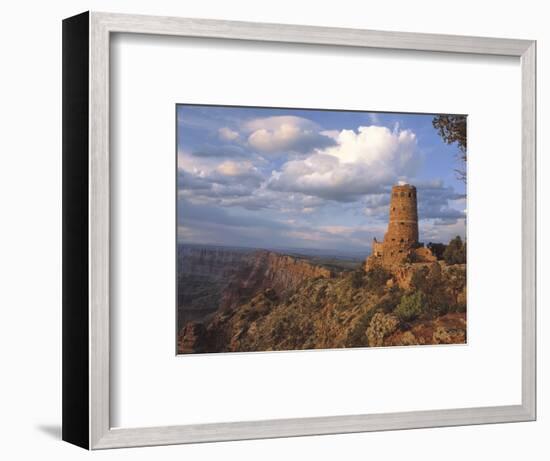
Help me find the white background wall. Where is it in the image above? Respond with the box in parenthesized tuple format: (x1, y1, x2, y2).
(0, 0, 546, 459)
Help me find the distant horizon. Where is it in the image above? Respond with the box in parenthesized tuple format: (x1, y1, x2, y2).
(178, 240, 370, 254)
(177, 232, 465, 259)
(177, 105, 466, 252)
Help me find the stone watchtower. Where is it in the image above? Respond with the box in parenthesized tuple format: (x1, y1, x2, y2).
(385, 183, 419, 250)
(368, 183, 435, 268)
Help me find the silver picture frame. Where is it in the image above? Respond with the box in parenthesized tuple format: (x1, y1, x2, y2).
(62, 11, 536, 449)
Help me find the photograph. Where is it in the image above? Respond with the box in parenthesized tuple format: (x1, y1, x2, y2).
(176, 105, 467, 354)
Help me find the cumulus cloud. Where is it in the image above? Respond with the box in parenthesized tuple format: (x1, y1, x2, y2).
(215, 160, 261, 181)
(320, 129, 340, 140)
(326, 126, 417, 166)
(268, 154, 381, 201)
(268, 125, 419, 201)
(245, 115, 335, 154)
(218, 127, 239, 141)
(178, 160, 264, 201)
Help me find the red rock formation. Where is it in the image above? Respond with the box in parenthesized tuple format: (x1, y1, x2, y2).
(384, 312, 467, 346)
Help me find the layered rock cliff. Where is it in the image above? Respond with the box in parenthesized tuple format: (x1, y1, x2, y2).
(177, 246, 333, 329)
(219, 250, 332, 312)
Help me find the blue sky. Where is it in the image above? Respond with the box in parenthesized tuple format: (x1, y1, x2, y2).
(177, 105, 466, 254)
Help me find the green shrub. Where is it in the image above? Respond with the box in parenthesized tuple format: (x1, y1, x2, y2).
(410, 266, 430, 292)
(430, 302, 451, 317)
(374, 287, 403, 314)
(346, 308, 378, 347)
(443, 236, 466, 265)
(364, 266, 391, 293)
(395, 291, 426, 322)
(454, 302, 467, 313)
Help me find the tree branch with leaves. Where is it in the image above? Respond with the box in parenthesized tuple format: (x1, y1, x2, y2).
(432, 114, 467, 183)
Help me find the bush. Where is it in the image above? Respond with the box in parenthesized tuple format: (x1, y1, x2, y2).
(366, 312, 399, 347)
(410, 265, 431, 293)
(455, 302, 467, 313)
(430, 302, 451, 317)
(350, 267, 366, 289)
(443, 236, 466, 265)
(427, 242, 447, 260)
(364, 266, 391, 293)
(346, 286, 404, 347)
(346, 310, 375, 347)
(374, 287, 403, 314)
(395, 291, 426, 322)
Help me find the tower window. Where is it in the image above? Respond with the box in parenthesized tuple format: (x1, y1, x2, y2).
(400, 192, 404, 197)
(408, 192, 411, 197)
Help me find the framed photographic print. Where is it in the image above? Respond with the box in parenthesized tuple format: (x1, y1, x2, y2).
(62, 11, 536, 449)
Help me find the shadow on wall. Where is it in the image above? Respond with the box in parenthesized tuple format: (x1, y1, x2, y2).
(36, 424, 61, 440)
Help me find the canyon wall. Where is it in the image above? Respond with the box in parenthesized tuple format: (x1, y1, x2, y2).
(177, 246, 254, 328)
(177, 246, 333, 330)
